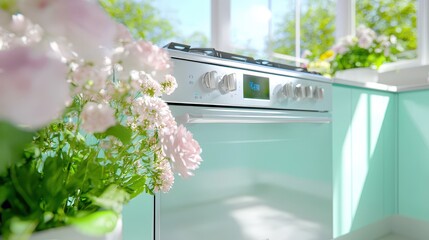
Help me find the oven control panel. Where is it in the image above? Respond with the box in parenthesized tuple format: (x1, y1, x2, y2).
(163, 57, 332, 112)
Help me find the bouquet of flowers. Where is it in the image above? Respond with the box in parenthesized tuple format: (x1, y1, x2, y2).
(307, 25, 400, 75)
(0, 0, 202, 239)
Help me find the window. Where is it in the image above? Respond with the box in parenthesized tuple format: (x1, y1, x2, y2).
(149, 0, 211, 47)
(230, 0, 275, 59)
(104, 0, 426, 69)
(230, 0, 336, 64)
(356, 0, 417, 60)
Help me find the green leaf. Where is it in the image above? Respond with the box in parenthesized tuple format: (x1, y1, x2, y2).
(0, 0, 17, 13)
(94, 124, 132, 145)
(125, 175, 147, 199)
(90, 185, 130, 213)
(68, 210, 118, 236)
(0, 121, 34, 176)
(9, 217, 38, 240)
(0, 184, 10, 206)
(40, 157, 68, 211)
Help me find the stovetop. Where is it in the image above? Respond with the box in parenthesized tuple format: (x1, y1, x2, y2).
(164, 42, 320, 75)
(161, 42, 332, 113)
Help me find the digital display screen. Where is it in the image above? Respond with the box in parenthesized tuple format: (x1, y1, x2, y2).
(243, 74, 270, 100)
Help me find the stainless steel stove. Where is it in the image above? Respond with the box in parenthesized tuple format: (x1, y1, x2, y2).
(154, 43, 333, 240)
(162, 42, 332, 124)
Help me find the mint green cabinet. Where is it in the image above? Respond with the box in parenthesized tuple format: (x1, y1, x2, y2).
(333, 85, 397, 237)
(122, 194, 154, 240)
(398, 90, 429, 222)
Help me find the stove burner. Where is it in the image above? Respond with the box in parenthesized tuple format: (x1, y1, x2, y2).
(164, 42, 319, 75)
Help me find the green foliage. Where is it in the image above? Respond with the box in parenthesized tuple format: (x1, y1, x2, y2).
(270, 0, 336, 58)
(68, 210, 118, 236)
(99, 0, 209, 47)
(331, 44, 389, 73)
(356, 0, 417, 58)
(271, 0, 416, 61)
(99, 0, 175, 43)
(0, 0, 17, 13)
(0, 114, 157, 238)
(0, 121, 34, 177)
(94, 124, 132, 145)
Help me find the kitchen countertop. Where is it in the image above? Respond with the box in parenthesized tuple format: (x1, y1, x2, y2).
(333, 78, 429, 93)
(332, 64, 429, 92)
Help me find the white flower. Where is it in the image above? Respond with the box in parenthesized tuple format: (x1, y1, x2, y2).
(132, 96, 175, 131)
(71, 65, 108, 98)
(131, 71, 162, 97)
(81, 102, 116, 133)
(358, 34, 373, 49)
(0, 46, 69, 129)
(161, 125, 202, 178)
(356, 24, 376, 40)
(390, 35, 397, 44)
(18, 0, 117, 63)
(342, 35, 356, 47)
(154, 159, 175, 193)
(384, 48, 390, 57)
(332, 43, 348, 54)
(160, 74, 178, 95)
(0, 13, 43, 50)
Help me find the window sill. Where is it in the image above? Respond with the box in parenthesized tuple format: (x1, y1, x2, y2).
(333, 64, 429, 93)
(378, 64, 429, 87)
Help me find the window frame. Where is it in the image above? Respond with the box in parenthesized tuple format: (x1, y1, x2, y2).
(210, 0, 428, 70)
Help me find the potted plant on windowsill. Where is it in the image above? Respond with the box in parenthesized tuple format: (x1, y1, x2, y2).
(0, 0, 202, 239)
(306, 25, 401, 82)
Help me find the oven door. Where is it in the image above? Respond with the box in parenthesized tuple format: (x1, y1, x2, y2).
(155, 105, 333, 240)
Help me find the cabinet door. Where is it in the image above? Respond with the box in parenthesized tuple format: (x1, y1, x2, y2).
(333, 85, 397, 237)
(398, 90, 429, 221)
(123, 194, 154, 240)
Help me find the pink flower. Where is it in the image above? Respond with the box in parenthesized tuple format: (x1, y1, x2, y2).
(70, 65, 108, 97)
(116, 40, 172, 78)
(132, 96, 175, 130)
(115, 23, 134, 45)
(0, 46, 68, 129)
(18, 0, 117, 63)
(81, 102, 116, 133)
(161, 125, 202, 178)
(154, 159, 175, 193)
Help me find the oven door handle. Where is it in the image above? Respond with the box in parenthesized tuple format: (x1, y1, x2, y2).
(174, 108, 331, 124)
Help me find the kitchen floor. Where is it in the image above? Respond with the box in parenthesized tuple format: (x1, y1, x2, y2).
(376, 234, 417, 240)
(160, 184, 332, 240)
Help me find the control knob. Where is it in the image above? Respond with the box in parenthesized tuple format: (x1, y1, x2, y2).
(201, 71, 218, 89)
(294, 84, 304, 99)
(281, 83, 294, 99)
(219, 73, 237, 93)
(305, 85, 314, 98)
(314, 87, 325, 99)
